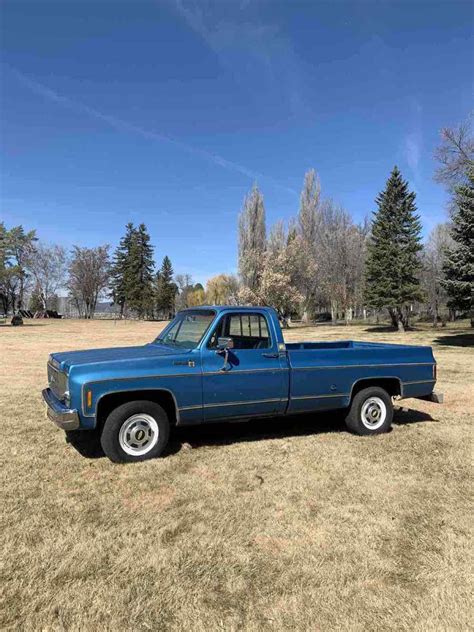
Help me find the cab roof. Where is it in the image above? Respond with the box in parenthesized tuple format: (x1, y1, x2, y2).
(180, 305, 273, 314)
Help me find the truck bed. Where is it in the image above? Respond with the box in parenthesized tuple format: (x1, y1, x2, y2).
(286, 340, 436, 414)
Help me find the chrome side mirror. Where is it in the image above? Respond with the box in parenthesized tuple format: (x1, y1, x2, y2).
(216, 337, 234, 371)
(217, 337, 234, 351)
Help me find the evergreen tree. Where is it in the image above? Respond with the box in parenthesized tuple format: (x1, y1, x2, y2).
(125, 223, 155, 318)
(0, 222, 16, 314)
(155, 255, 176, 318)
(0, 223, 36, 314)
(365, 167, 423, 331)
(442, 171, 474, 326)
(110, 223, 136, 317)
(9, 225, 37, 309)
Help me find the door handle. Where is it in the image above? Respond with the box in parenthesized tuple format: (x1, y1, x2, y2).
(262, 352, 279, 358)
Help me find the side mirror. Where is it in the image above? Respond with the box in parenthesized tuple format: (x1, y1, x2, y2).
(216, 337, 234, 371)
(217, 336, 234, 351)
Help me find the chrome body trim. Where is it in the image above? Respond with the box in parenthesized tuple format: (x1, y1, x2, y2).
(42, 388, 80, 431)
(292, 362, 435, 371)
(203, 367, 287, 376)
(402, 379, 436, 386)
(290, 393, 350, 401)
(180, 393, 351, 412)
(203, 397, 282, 408)
(180, 398, 282, 412)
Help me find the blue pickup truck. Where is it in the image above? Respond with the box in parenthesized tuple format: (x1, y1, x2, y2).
(43, 306, 442, 463)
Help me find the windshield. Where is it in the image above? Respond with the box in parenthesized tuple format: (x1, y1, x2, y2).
(154, 310, 216, 350)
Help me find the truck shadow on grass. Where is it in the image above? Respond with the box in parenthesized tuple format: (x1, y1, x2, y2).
(65, 407, 436, 460)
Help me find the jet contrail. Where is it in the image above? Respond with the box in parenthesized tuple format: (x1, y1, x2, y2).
(6, 65, 297, 196)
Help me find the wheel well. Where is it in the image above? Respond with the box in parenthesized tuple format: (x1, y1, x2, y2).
(95, 390, 178, 430)
(350, 378, 401, 400)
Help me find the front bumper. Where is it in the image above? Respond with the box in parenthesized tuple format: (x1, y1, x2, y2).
(42, 388, 80, 431)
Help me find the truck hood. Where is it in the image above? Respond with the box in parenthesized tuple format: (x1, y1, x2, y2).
(51, 343, 179, 373)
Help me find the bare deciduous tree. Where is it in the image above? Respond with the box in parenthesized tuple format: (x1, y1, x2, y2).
(297, 169, 320, 319)
(68, 246, 110, 319)
(421, 223, 453, 326)
(174, 273, 194, 310)
(298, 169, 320, 243)
(239, 222, 302, 326)
(434, 118, 474, 191)
(175, 273, 193, 291)
(238, 184, 266, 291)
(26, 243, 68, 311)
(315, 200, 366, 324)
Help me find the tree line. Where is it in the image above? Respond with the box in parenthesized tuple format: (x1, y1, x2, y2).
(235, 119, 473, 331)
(1, 118, 472, 328)
(0, 219, 210, 320)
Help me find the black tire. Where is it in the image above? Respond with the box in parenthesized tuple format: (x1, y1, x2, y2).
(345, 386, 393, 436)
(100, 400, 170, 463)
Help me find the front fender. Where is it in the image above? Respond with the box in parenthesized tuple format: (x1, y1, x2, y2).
(78, 373, 203, 428)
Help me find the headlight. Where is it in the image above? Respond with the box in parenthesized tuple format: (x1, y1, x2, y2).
(49, 355, 61, 370)
(48, 361, 68, 402)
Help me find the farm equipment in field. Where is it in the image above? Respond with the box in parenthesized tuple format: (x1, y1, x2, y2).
(33, 310, 62, 319)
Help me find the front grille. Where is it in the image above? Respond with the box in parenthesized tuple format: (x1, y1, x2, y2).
(47, 363, 68, 401)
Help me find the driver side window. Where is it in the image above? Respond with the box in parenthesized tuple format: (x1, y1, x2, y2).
(208, 312, 271, 349)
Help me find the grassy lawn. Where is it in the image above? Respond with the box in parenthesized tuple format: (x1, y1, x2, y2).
(1, 319, 472, 631)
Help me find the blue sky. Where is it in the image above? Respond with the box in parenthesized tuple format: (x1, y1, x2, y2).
(1, 0, 473, 284)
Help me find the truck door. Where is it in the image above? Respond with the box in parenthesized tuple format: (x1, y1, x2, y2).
(200, 311, 289, 421)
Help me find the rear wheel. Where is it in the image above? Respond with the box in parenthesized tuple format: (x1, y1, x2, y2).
(100, 400, 170, 463)
(345, 386, 393, 436)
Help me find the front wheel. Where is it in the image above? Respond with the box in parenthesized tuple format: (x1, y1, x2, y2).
(345, 387, 393, 436)
(100, 400, 170, 463)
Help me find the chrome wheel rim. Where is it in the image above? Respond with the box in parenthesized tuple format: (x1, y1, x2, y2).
(361, 397, 387, 430)
(119, 413, 159, 456)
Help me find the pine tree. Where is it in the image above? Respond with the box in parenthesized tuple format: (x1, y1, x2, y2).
(442, 171, 474, 326)
(125, 223, 155, 318)
(365, 167, 423, 331)
(110, 223, 136, 317)
(0, 223, 36, 314)
(9, 225, 37, 310)
(155, 256, 176, 318)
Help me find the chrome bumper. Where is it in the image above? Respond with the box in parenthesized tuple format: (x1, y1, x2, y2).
(42, 388, 80, 431)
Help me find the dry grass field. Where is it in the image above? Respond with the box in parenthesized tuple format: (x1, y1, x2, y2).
(1, 318, 472, 631)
